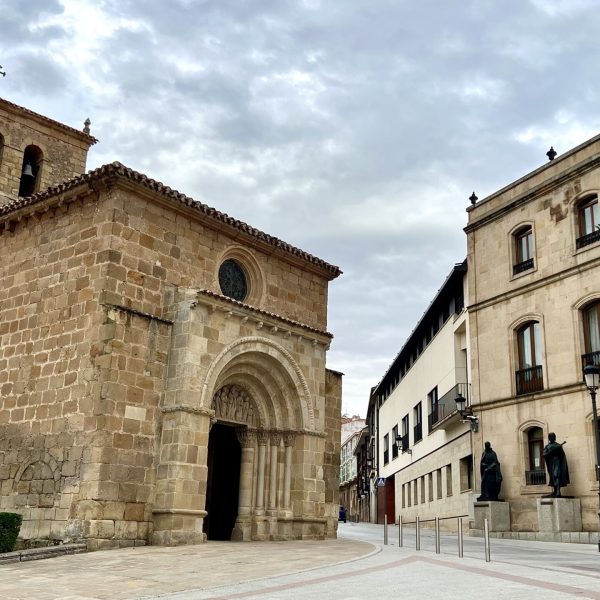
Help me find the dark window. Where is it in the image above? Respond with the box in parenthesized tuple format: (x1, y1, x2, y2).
(516, 321, 544, 394)
(513, 226, 534, 274)
(401, 415, 409, 452)
(427, 386, 439, 430)
(392, 425, 398, 459)
(577, 196, 600, 249)
(383, 434, 389, 465)
(583, 301, 600, 368)
(525, 427, 546, 485)
(413, 402, 422, 442)
(219, 259, 248, 301)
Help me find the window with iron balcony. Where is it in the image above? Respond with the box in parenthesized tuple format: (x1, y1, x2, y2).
(582, 300, 600, 369)
(513, 225, 534, 275)
(515, 321, 544, 395)
(576, 195, 600, 249)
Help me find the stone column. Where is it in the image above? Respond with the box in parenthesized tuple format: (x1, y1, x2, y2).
(236, 428, 256, 516)
(283, 433, 295, 510)
(152, 295, 211, 546)
(268, 432, 281, 513)
(255, 430, 268, 515)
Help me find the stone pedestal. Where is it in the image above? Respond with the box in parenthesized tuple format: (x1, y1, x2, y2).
(537, 498, 582, 532)
(474, 501, 510, 532)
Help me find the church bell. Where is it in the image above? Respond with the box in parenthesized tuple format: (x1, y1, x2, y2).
(21, 162, 34, 178)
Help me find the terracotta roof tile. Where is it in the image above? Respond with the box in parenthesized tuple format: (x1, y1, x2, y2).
(0, 161, 341, 278)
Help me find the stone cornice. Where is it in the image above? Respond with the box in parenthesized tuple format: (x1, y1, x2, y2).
(0, 162, 342, 280)
(194, 289, 333, 343)
(0, 96, 98, 145)
(465, 153, 600, 232)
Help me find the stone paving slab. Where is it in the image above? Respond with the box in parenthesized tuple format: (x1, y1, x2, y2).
(0, 538, 375, 600)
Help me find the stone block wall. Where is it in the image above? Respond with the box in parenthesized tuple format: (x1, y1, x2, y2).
(323, 369, 342, 537)
(0, 196, 110, 543)
(0, 100, 93, 202)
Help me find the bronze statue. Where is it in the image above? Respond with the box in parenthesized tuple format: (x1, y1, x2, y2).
(543, 433, 569, 497)
(478, 441, 503, 501)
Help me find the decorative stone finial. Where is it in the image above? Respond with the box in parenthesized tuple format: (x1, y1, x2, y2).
(546, 146, 557, 161)
(83, 118, 91, 135)
(469, 191, 478, 205)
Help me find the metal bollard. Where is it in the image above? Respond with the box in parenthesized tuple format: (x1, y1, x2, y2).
(484, 517, 491, 562)
(416, 516, 420, 551)
(398, 515, 403, 547)
(384, 514, 388, 545)
(435, 516, 440, 554)
(458, 517, 463, 558)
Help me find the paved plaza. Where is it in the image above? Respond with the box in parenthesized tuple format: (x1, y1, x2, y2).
(2, 523, 600, 599)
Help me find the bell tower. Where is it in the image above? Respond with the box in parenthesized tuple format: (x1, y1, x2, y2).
(0, 97, 97, 205)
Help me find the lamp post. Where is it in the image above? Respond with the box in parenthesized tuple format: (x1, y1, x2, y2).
(584, 363, 600, 552)
(455, 392, 479, 432)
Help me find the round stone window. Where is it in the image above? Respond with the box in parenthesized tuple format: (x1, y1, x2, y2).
(218, 259, 248, 301)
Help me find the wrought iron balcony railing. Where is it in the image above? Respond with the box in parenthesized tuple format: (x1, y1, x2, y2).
(400, 434, 409, 453)
(515, 365, 544, 395)
(428, 382, 471, 430)
(513, 258, 534, 275)
(525, 469, 546, 485)
(576, 228, 600, 249)
(582, 351, 600, 370)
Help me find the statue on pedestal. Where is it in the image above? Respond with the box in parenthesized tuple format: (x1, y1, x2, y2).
(543, 433, 569, 497)
(478, 441, 503, 501)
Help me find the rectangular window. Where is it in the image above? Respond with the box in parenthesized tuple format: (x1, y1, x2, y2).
(428, 386, 439, 430)
(413, 402, 422, 442)
(402, 484, 406, 508)
(413, 479, 418, 505)
(392, 425, 399, 459)
(401, 414, 409, 451)
(407, 482, 412, 507)
(460, 455, 474, 492)
(436, 469, 443, 499)
(383, 434, 389, 465)
(420, 476, 425, 504)
(428, 472, 434, 502)
(446, 464, 453, 497)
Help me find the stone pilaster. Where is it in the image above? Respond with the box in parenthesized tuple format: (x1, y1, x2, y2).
(152, 296, 212, 545)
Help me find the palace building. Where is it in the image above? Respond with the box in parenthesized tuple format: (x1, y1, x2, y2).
(0, 97, 342, 549)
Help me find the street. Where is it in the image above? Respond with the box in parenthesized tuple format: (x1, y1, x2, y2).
(2, 522, 600, 599)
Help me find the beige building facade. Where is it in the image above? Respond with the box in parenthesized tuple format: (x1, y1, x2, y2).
(374, 262, 473, 528)
(466, 135, 600, 535)
(0, 98, 342, 549)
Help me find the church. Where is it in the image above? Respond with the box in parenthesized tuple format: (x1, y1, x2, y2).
(0, 97, 342, 549)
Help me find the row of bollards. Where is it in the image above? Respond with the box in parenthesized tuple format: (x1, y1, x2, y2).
(384, 515, 491, 562)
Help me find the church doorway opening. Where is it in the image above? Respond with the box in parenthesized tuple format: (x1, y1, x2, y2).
(204, 422, 242, 540)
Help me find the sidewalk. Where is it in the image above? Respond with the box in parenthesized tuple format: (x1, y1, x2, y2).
(0, 538, 375, 600)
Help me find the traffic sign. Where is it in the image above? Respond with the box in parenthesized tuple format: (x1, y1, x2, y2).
(376, 477, 385, 487)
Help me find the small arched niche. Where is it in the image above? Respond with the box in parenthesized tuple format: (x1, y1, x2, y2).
(19, 145, 44, 197)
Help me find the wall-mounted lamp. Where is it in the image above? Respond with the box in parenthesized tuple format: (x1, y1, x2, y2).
(455, 393, 479, 432)
(395, 435, 412, 455)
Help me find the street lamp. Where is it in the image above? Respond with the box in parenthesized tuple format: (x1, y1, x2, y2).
(455, 392, 479, 432)
(584, 362, 600, 552)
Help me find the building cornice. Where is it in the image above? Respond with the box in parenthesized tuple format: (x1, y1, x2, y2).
(193, 289, 333, 343)
(0, 96, 98, 145)
(0, 162, 342, 280)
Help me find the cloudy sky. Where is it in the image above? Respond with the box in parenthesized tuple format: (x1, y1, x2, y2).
(3, 0, 600, 416)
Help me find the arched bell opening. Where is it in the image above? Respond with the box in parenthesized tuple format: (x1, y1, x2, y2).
(19, 145, 43, 197)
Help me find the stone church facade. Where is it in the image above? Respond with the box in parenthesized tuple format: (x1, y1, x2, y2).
(0, 98, 342, 549)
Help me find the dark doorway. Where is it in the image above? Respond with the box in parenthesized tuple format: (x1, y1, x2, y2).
(203, 423, 242, 540)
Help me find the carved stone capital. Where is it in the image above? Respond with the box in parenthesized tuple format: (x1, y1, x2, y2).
(236, 428, 257, 448)
(257, 429, 269, 446)
(270, 431, 282, 446)
(283, 432, 295, 447)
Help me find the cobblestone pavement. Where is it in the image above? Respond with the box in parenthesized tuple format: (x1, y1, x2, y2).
(3, 523, 600, 599)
